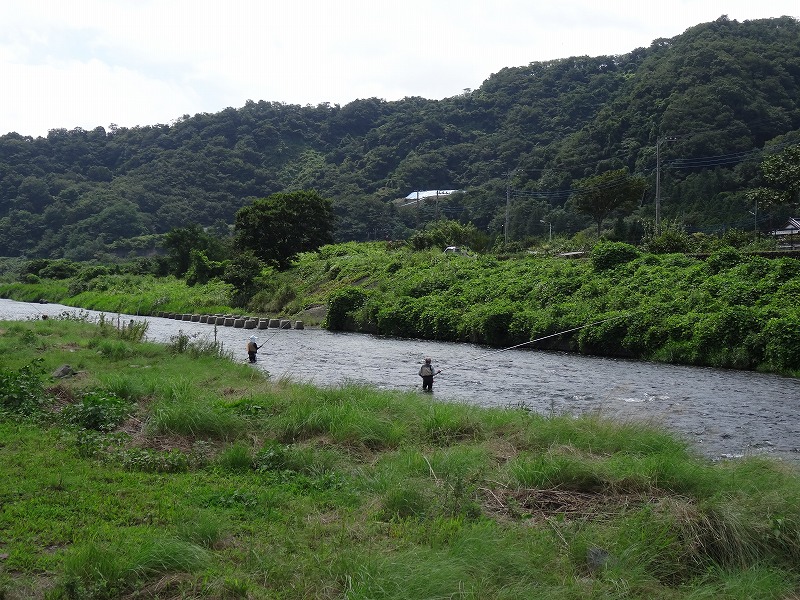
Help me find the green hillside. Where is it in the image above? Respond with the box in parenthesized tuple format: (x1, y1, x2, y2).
(1, 16, 799, 260)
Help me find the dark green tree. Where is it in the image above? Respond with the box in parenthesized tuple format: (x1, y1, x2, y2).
(746, 145, 800, 224)
(185, 249, 227, 286)
(161, 225, 228, 277)
(761, 145, 800, 203)
(571, 169, 647, 236)
(234, 191, 334, 268)
(222, 251, 264, 307)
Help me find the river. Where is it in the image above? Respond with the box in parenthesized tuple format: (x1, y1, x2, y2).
(2, 299, 799, 463)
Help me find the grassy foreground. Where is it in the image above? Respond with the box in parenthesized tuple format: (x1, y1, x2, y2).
(2, 318, 800, 599)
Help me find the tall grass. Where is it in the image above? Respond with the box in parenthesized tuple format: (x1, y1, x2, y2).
(58, 535, 210, 599)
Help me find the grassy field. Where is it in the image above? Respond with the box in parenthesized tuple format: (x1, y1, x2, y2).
(2, 317, 800, 599)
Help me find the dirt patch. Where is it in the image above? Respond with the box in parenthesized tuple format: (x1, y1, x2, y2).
(481, 487, 661, 524)
(120, 573, 197, 600)
(297, 304, 327, 321)
(45, 384, 76, 411)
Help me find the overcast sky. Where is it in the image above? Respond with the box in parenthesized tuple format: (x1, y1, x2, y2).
(2, 1, 798, 138)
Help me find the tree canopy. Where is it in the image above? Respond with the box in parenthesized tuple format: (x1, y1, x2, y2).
(234, 191, 334, 268)
(571, 169, 647, 235)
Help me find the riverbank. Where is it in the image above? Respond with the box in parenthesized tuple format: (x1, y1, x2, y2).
(3, 317, 800, 599)
(2, 241, 800, 376)
(4, 297, 799, 463)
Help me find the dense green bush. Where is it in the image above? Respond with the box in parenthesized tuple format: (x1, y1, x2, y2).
(706, 247, 744, 274)
(763, 311, 800, 371)
(591, 241, 640, 271)
(408, 219, 480, 251)
(324, 286, 368, 330)
(60, 391, 133, 432)
(0, 360, 49, 417)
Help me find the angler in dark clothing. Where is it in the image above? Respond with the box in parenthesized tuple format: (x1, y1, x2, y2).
(418, 357, 441, 392)
(247, 335, 263, 363)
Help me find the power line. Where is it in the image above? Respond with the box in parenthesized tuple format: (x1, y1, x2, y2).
(504, 141, 800, 201)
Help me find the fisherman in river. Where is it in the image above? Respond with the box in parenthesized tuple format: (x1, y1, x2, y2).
(418, 357, 441, 392)
(247, 335, 263, 363)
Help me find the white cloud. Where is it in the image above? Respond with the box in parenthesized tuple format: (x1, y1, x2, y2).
(1, 0, 797, 137)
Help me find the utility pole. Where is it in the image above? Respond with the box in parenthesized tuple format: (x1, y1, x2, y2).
(655, 135, 683, 235)
(504, 170, 514, 246)
(540, 219, 552, 242)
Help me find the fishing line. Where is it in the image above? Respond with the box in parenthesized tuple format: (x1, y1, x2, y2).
(436, 313, 632, 375)
(13, 300, 49, 320)
(260, 325, 286, 345)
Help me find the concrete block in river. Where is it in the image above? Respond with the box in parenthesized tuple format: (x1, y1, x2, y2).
(244, 319, 257, 329)
(269, 319, 280, 328)
(224, 317, 235, 326)
(257, 319, 269, 329)
(294, 321, 304, 330)
(191, 314, 200, 322)
(280, 319, 292, 329)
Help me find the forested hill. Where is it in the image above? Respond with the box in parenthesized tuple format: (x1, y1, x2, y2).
(1, 15, 799, 260)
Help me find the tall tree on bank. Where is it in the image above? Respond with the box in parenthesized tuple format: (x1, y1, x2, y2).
(747, 144, 800, 222)
(234, 191, 334, 268)
(161, 224, 229, 277)
(571, 169, 647, 236)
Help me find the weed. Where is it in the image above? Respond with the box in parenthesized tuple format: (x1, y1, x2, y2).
(175, 510, 226, 549)
(118, 319, 149, 342)
(0, 359, 49, 418)
(167, 330, 191, 354)
(217, 442, 253, 472)
(119, 448, 190, 473)
(149, 396, 244, 440)
(167, 329, 230, 359)
(59, 390, 132, 432)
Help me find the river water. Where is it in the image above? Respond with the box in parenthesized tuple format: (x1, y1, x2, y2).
(3, 299, 799, 463)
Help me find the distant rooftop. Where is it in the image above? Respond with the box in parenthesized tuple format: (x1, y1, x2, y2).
(404, 190, 460, 200)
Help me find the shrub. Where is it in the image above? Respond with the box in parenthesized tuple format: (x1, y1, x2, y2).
(641, 219, 694, 254)
(0, 360, 48, 417)
(706, 247, 744, 274)
(408, 219, 479, 251)
(763, 312, 800, 372)
(60, 390, 132, 432)
(39, 259, 81, 280)
(591, 241, 640, 271)
(324, 286, 367, 330)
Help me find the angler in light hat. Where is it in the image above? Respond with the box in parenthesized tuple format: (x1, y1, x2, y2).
(247, 335, 263, 363)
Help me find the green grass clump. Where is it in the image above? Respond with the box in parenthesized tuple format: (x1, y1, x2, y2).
(2, 319, 800, 599)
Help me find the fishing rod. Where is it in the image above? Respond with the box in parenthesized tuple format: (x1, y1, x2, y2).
(251, 321, 289, 348)
(14, 300, 49, 320)
(436, 313, 631, 375)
